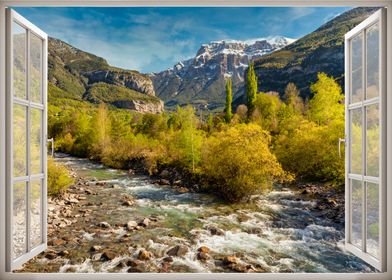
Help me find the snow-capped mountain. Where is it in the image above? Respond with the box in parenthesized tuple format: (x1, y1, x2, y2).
(151, 36, 295, 110)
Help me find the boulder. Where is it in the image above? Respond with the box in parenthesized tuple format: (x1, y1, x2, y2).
(138, 249, 152, 261)
(159, 169, 171, 179)
(166, 245, 188, 257)
(102, 250, 116, 261)
(126, 221, 138, 230)
(51, 239, 65, 246)
(138, 218, 150, 227)
(158, 179, 170, 185)
(98, 221, 111, 228)
(90, 245, 102, 252)
(162, 256, 174, 263)
(92, 253, 102, 261)
(223, 255, 238, 265)
(198, 246, 210, 254)
(209, 226, 225, 236)
(197, 252, 209, 261)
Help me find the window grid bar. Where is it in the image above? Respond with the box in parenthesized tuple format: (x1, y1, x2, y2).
(361, 29, 367, 253)
(26, 28, 31, 253)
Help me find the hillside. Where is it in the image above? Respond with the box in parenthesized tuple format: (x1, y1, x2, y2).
(48, 38, 163, 113)
(235, 7, 380, 104)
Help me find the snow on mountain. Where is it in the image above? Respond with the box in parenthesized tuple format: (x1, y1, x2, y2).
(151, 36, 295, 110)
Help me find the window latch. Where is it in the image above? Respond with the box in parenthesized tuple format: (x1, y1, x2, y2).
(338, 137, 346, 159)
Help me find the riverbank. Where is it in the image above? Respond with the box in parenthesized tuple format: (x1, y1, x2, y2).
(16, 155, 374, 273)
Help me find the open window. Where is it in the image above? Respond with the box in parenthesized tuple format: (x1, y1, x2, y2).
(5, 9, 48, 271)
(0, 4, 389, 277)
(344, 8, 386, 271)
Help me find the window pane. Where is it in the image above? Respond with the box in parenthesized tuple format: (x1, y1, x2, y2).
(31, 108, 42, 174)
(12, 22, 26, 99)
(13, 181, 26, 260)
(30, 33, 42, 103)
(366, 23, 380, 99)
(351, 33, 363, 103)
(350, 109, 362, 174)
(366, 182, 380, 259)
(351, 179, 362, 248)
(13, 105, 27, 177)
(366, 104, 379, 177)
(30, 180, 42, 249)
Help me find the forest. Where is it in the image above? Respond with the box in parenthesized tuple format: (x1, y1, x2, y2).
(48, 66, 347, 202)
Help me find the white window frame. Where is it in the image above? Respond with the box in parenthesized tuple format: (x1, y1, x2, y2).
(5, 9, 48, 271)
(344, 9, 387, 271)
(0, 0, 391, 280)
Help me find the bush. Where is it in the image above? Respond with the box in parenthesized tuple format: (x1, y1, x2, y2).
(274, 119, 344, 182)
(201, 124, 290, 202)
(48, 157, 74, 196)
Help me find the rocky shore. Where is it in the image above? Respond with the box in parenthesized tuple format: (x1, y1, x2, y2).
(15, 155, 371, 273)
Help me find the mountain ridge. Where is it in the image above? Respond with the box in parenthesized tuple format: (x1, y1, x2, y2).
(48, 37, 163, 113)
(151, 36, 295, 111)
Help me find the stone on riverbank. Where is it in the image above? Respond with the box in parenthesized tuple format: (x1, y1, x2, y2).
(166, 245, 188, 257)
(138, 249, 152, 260)
(126, 221, 138, 230)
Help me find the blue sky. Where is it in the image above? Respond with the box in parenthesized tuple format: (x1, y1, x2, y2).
(15, 7, 351, 73)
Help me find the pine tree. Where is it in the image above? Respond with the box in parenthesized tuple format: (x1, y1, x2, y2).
(246, 62, 258, 115)
(225, 78, 233, 123)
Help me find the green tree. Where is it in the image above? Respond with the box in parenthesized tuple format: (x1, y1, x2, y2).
(175, 106, 203, 172)
(225, 78, 233, 123)
(252, 92, 282, 132)
(91, 103, 111, 156)
(284, 83, 304, 114)
(246, 62, 258, 115)
(308, 72, 344, 125)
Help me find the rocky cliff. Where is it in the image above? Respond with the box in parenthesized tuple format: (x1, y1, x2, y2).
(48, 37, 163, 113)
(151, 36, 295, 111)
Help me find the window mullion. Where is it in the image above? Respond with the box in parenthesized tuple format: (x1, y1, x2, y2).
(26, 29, 31, 253)
(361, 29, 367, 254)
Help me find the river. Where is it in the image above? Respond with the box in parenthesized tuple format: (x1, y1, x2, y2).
(18, 154, 375, 273)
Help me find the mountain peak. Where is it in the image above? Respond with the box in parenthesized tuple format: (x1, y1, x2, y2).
(152, 35, 295, 110)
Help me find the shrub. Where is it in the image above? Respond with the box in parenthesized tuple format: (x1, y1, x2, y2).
(47, 157, 74, 196)
(201, 124, 290, 202)
(274, 119, 344, 182)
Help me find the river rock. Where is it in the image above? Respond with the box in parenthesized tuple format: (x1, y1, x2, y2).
(139, 218, 150, 227)
(177, 187, 189, 193)
(102, 250, 116, 261)
(158, 179, 170, 185)
(159, 169, 171, 179)
(166, 245, 188, 257)
(45, 252, 58, 260)
(98, 221, 111, 228)
(227, 263, 248, 272)
(51, 239, 65, 246)
(208, 226, 225, 236)
(162, 256, 174, 263)
(126, 221, 138, 230)
(197, 252, 209, 261)
(223, 255, 238, 265)
(58, 250, 69, 256)
(126, 259, 141, 267)
(127, 267, 143, 273)
(138, 249, 152, 260)
(92, 253, 102, 261)
(122, 200, 133, 206)
(198, 246, 210, 253)
(173, 180, 182, 186)
(90, 245, 102, 252)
